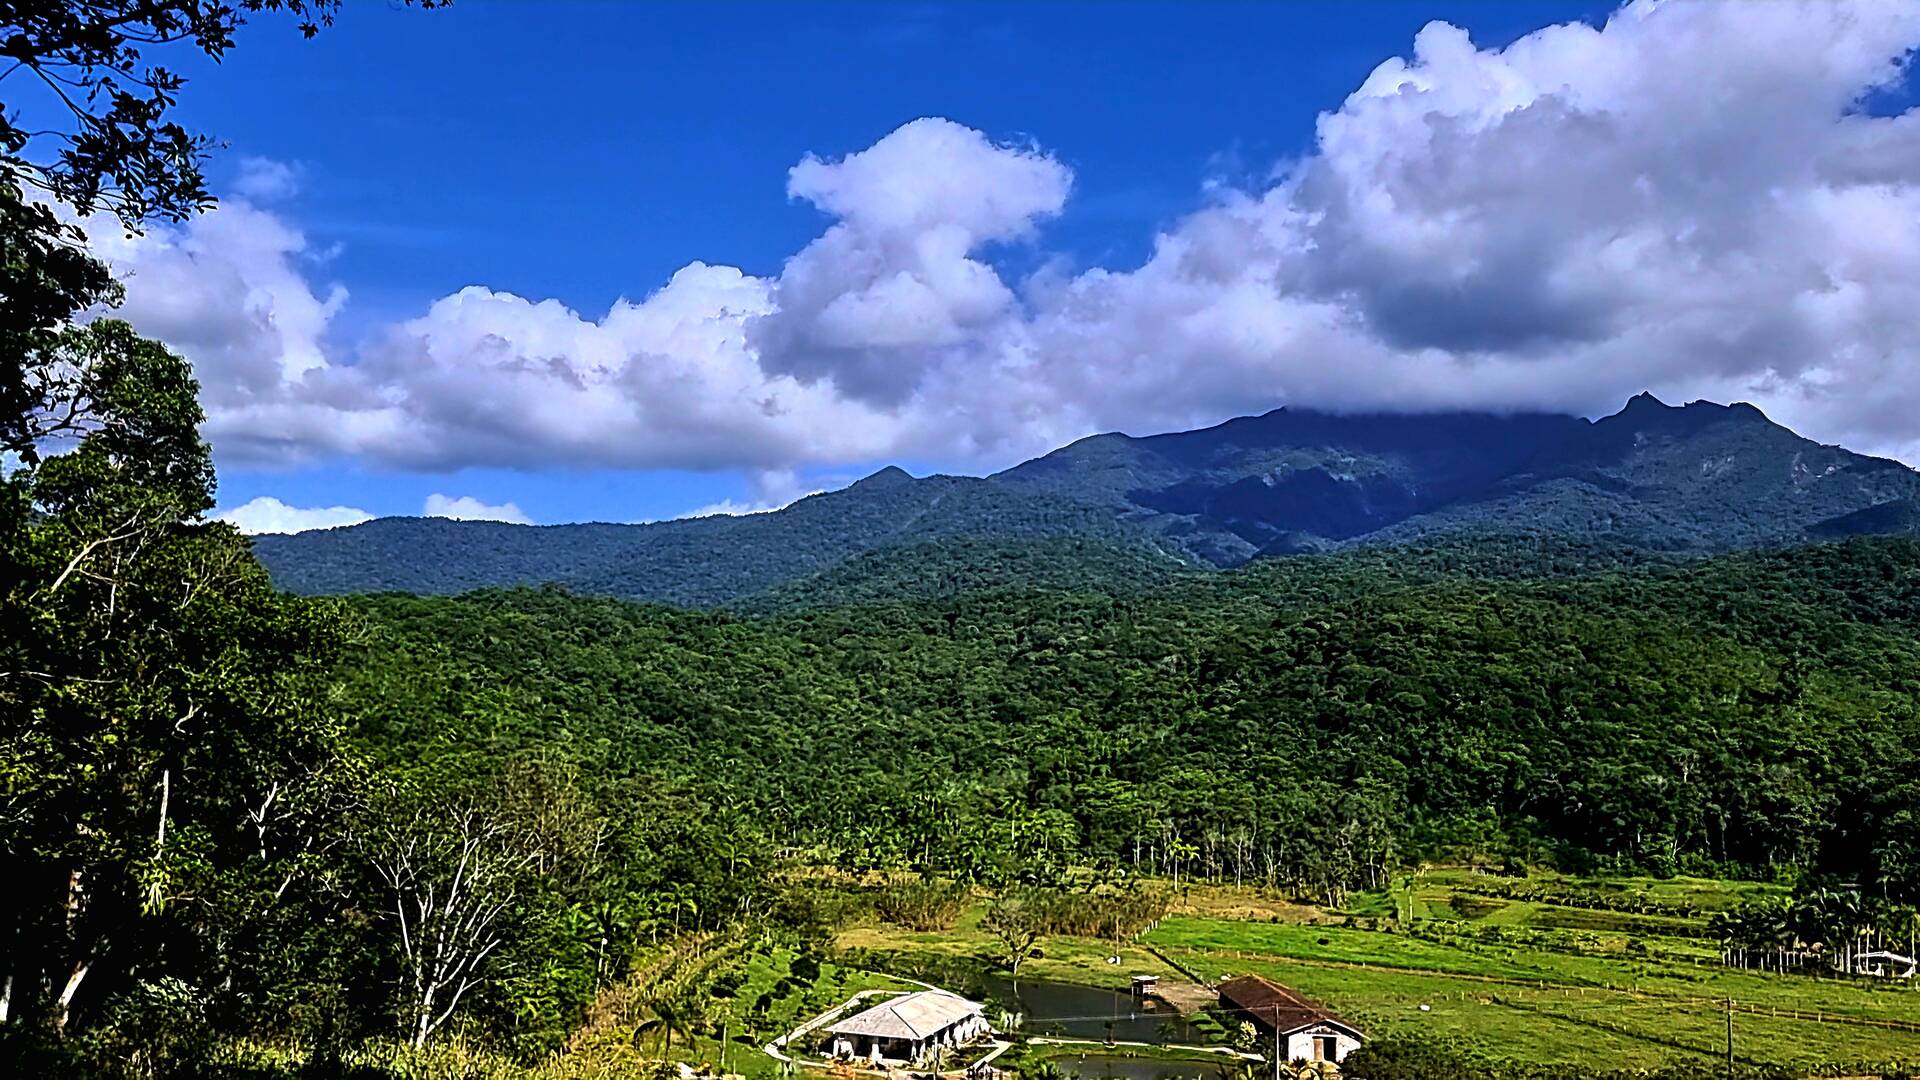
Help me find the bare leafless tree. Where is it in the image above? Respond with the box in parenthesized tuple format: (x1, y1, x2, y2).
(367, 795, 539, 1048)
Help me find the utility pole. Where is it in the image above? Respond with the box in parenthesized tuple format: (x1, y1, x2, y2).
(1273, 1008, 1282, 1080)
(1725, 996, 1734, 1078)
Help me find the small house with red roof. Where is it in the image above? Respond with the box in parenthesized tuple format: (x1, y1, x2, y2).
(1216, 974, 1365, 1065)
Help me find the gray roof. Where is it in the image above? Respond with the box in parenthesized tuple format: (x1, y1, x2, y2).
(829, 991, 984, 1040)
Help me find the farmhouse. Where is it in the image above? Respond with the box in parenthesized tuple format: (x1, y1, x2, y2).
(1216, 974, 1364, 1065)
(827, 990, 990, 1064)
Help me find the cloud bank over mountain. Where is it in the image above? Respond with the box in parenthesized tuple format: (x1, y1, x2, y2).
(217, 493, 533, 534)
(80, 0, 1920, 476)
(215, 497, 373, 536)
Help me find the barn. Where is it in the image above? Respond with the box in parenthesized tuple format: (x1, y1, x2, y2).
(1216, 974, 1365, 1065)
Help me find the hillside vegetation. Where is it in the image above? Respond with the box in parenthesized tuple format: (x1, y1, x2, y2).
(342, 535, 1920, 894)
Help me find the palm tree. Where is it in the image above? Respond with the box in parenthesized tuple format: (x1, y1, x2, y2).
(635, 995, 699, 1060)
(711, 1002, 738, 1074)
(1885, 903, 1920, 962)
(1822, 889, 1870, 971)
(1167, 839, 1199, 890)
(1790, 890, 1836, 958)
(1708, 910, 1738, 944)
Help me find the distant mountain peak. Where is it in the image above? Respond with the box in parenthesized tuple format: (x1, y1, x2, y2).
(1617, 390, 1676, 416)
(1600, 392, 1775, 439)
(852, 465, 915, 488)
(1612, 391, 1771, 422)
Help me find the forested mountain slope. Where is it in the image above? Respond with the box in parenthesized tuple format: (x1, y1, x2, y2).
(255, 394, 1920, 603)
(256, 467, 1165, 606)
(342, 536, 1920, 888)
(989, 406, 1591, 562)
(735, 534, 1193, 612)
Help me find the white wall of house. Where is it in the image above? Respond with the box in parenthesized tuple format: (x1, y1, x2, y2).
(1285, 1024, 1362, 1063)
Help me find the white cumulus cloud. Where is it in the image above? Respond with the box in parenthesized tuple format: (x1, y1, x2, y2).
(750, 118, 1071, 405)
(676, 468, 822, 519)
(232, 157, 301, 202)
(215, 496, 372, 535)
(68, 0, 1920, 475)
(423, 494, 533, 525)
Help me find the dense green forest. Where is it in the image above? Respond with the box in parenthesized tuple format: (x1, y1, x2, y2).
(343, 535, 1920, 898)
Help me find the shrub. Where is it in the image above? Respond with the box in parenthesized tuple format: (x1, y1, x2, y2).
(875, 879, 972, 931)
(789, 953, 821, 985)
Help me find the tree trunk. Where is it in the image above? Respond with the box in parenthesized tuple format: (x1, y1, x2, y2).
(54, 956, 92, 1033)
(413, 999, 434, 1049)
(51, 865, 93, 1033)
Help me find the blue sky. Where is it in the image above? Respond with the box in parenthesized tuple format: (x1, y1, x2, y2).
(200, 1, 1608, 321)
(191, 0, 1605, 525)
(62, 1, 1920, 531)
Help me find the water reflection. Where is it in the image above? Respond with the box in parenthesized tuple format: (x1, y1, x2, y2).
(976, 976, 1205, 1044)
(1050, 1053, 1230, 1080)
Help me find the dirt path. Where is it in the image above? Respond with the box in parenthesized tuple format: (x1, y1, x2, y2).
(1029, 1036, 1262, 1062)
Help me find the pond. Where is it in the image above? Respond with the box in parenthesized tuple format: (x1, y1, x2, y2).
(1047, 1052, 1231, 1080)
(975, 975, 1208, 1044)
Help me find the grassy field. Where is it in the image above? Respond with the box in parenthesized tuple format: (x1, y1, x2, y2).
(827, 871, 1920, 1076)
(837, 901, 1194, 989)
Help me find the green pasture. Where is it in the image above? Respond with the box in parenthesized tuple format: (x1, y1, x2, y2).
(1163, 942, 1920, 1071)
(821, 870, 1920, 1074)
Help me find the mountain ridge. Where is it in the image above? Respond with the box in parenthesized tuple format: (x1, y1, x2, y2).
(251, 393, 1920, 605)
